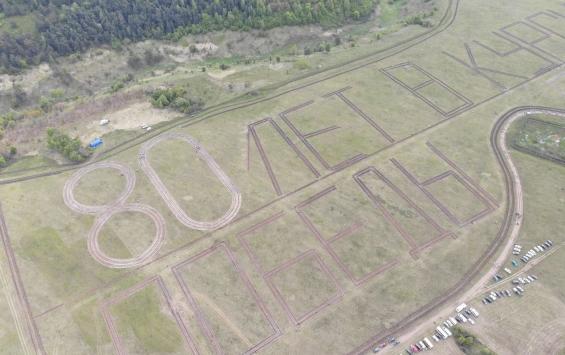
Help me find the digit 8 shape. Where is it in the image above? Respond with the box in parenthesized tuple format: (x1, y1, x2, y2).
(63, 161, 165, 268)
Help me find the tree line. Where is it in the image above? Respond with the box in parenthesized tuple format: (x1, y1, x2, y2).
(0, 0, 376, 73)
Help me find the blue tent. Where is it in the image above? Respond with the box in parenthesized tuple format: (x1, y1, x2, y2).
(89, 138, 103, 148)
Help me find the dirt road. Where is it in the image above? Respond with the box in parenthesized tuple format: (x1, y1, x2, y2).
(365, 107, 565, 354)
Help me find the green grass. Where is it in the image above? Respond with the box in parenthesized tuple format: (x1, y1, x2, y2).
(113, 285, 183, 353)
(509, 115, 565, 162)
(0, 14, 37, 36)
(1, 155, 59, 174)
(0, 0, 564, 352)
(452, 326, 495, 355)
(379, 0, 409, 27)
(17, 227, 122, 301)
(72, 300, 111, 348)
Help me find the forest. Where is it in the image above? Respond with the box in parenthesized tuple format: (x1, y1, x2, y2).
(0, 0, 377, 73)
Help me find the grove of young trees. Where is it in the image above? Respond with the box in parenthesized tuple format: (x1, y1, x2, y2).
(0, 0, 377, 73)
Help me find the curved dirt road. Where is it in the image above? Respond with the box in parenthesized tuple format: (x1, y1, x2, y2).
(87, 203, 166, 269)
(139, 132, 242, 231)
(63, 161, 166, 268)
(357, 107, 565, 354)
(63, 161, 136, 215)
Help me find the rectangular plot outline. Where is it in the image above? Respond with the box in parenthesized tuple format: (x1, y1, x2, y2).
(295, 185, 401, 286)
(247, 117, 320, 196)
(263, 249, 344, 326)
(380, 62, 473, 118)
(171, 242, 281, 355)
(322, 86, 396, 143)
(100, 275, 199, 355)
(499, 21, 565, 63)
(236, 212, 345, 325)
(352, 169, 453, 256)
(390, 144, 498, 228)
(526, 11, 565, 40)
(426, 141, 499, 207)
(279, 87, 394, 172)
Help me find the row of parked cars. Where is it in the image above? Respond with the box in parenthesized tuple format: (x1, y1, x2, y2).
(483, 274, 538, 303)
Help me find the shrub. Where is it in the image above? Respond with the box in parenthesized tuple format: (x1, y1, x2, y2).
(46, 128, 90, 162)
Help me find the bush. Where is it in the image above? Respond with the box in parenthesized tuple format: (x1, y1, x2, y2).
(293, 59, 310, 70)
(110, 81, 125, 93)
(143, 49, 164, 66)
(127, 54, 144, 69)
(452, 326, 496, 355)
(149, 87, 204, 113)
(46, 128, 90, 163)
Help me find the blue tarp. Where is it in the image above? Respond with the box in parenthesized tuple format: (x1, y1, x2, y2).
(89, 138, 103, 148)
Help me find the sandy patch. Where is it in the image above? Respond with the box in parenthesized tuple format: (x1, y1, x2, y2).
(80, 101, 179, 142)
(157, 41, 218, 63)
(0, 63, 52, 92)
(207, 69, 236, 80)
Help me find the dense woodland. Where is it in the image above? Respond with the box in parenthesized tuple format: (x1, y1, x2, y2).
(0, 0, 376, 73)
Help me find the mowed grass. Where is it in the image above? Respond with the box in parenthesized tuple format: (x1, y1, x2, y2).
(72, 166, 133, 207)
(0, 0, 564, 352)
(71, 299, 111, 349)
(97, 211, 156, 259)
(250, 119, 319, 194)
(112, 284, 183, 354)
(0, 275, 24, 354)
(285, 94, 391, 167)
(426, 173, 491, 223)
(17, 227, 121, 301)
(469, 249, 565, 355)
(269, 252, 339, 319)
(355, 169, 442, 246)
(175, 247, 274, 353)
(147, 138, 234, 222)
(241, 212, 319, 273)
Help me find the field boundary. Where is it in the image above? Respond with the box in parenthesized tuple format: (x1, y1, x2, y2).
(100, 275, 199, 355)
(0, 0, 461, 184)
(263, 249, 344, 326)
(295, 185, 402, 286)
(353, 168, 452, 256)
(171, 242, 281, 354)
(390, 157, 495, 227)
(237, 212, 345, 325)
(0, 204, 44, 354)
(347, 106, 565, 354)
(139, 132, 242, 231)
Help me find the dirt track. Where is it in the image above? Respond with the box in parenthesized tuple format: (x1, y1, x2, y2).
(139, 132, 242, 231)
(63, 161, 165, 269)
(63, 161, 136, 215)
(370, 107, 565, 355)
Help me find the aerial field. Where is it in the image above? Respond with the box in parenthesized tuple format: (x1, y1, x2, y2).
(0, 0, 565, 354)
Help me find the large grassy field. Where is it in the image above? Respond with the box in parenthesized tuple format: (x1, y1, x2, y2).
(0, 0, 564, 353)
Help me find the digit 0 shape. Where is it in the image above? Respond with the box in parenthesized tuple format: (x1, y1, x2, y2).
(139, 132, 242, 231)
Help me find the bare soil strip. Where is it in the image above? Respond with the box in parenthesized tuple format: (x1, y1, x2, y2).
(351, 106, 565, 354)
(139, 132, 242, 231)
(63, 161, 166, 268)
